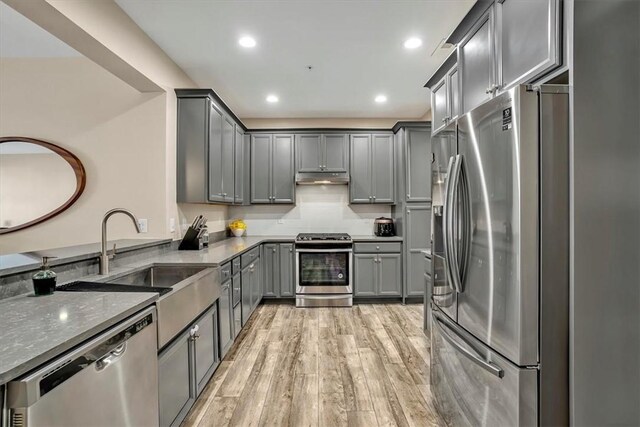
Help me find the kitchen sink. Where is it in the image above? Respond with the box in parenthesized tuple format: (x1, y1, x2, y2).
(106, 265, 208, 288)
(107, 264, 220, 349)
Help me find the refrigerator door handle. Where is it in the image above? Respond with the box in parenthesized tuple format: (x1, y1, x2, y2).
(448, 155, 464, 293)
(442, 156, 457, 291)
(458, 155, 472, 287)
(433, 311, 505, 378)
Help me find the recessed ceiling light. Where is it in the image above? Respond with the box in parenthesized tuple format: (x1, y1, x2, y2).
(375, 95, 387, 103)
(238, 36, 256, 48)
(403, 37, 423, 49)
(266, 94, 279, 103)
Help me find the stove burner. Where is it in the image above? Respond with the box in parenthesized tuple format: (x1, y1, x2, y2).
(296, 233, 351, 242)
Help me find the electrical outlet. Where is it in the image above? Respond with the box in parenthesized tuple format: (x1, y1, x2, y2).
(138, 218, 148, 233)
(169, 218, 176, 233)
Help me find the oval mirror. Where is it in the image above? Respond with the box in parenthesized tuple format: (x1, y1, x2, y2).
(0, 137, 86, 234)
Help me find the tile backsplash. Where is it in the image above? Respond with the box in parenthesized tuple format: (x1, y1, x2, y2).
(228, 185, 390, 236)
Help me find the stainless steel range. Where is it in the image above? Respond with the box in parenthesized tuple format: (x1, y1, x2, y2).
(295, 233, 353, 307)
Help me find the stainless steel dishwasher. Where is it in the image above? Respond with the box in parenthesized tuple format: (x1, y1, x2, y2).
(6, 306, 159, 427)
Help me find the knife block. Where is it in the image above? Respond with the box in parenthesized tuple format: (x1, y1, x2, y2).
(178, 226, 205, 250)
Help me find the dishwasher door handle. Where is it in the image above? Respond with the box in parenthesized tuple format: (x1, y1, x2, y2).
(95, 342, 127, 371)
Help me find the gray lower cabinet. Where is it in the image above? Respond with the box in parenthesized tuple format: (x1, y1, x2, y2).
(194, 305, 219, 394)
(350, 134, 395, 204)
(279, 243, 295, 297)
(262, 243, 295, 298)
(241, 264, 252, 325)
(354, 251, 402, 297)
(405, 204, 432, 297)
(158, 330, 194, 427)
(378, 254, 402, 296)
(354, 254, 377, 297)
(251, 134, 295, 203)
(251, 258, 262, 310)
(263, 243, 279, 297)
(233, 303, 242, 339)
(218, 281, 234, 358)
(159, 304, 219, 427)
(404, 128, 432, 202)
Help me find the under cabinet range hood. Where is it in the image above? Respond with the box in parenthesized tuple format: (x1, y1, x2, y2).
(295, 172, 349, 185)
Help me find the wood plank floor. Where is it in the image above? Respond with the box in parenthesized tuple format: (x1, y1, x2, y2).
(183, 303, 443, 427)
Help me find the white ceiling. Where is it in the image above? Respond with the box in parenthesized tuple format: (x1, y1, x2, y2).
(0, 2, 80, 58)
(116, 0, 474, 119)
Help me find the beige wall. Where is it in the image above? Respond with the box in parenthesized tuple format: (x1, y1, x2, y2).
(0, 153, 76, 229)
(0, 58, 168, 254)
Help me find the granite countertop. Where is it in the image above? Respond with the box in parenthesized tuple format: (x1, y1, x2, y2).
(0, 291, 157, 384)
(0, 238, 172, 277)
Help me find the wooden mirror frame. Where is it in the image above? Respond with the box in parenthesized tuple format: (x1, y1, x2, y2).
(0, 137, 86, 234)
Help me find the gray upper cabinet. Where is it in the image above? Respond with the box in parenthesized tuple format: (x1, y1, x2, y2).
(430, 64, 459, 136)
(405, 204, 432, 297)
(459, 5, 496, 115)
(447, 65, 460, 121)
(176, 93, 243, 205)
(350, 134, 394, 204)
(177, 97, 208, 203)
(279, 243, 294, 297)
(251, 134, 295, 204)
(234, 127, 247, 205)
(431, 76, 449, 135)
(272, 134, 295, 203)
(296, 134, 322, 172)
(323, 134, 349, 172)
(295, 133, 348, 173)
(250, 134, 273, 204)
(371, 134, 395, 203)
(207, 103, 225, 203)
(220, 116, 235, 203)
(209, 106, 235, 203)
(405, 128, 432, 202)
(498, 0, 561, 90)
(349, 135, 372, 203)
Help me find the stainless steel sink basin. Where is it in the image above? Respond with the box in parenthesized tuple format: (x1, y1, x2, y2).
(107, 266, 208, 288)
(107, 264, 219, 349)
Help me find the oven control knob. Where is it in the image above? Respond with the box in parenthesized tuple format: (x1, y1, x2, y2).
(338, 273, 343, 279)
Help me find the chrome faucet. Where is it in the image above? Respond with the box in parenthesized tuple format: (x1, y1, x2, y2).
(100, 208, 141, 275)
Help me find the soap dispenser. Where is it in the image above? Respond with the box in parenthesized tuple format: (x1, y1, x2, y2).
(32, 256, 57, 296)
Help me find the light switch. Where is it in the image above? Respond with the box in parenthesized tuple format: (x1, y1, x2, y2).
(138, 218, 148, 233)
(277, 219, 284, 224)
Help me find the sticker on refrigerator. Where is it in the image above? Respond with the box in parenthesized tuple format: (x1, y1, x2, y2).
(502, 107, 513, 130)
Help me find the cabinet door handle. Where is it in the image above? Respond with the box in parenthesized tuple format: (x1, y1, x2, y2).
(272, 248, 276, 253)
(407, 210, 411, 214)
(442, 117, 448, 123)
(373, 196, 376, 200)
(376, 246, 380, 250)
(289, 248, 293, 253)
(407, 194, 410, 198)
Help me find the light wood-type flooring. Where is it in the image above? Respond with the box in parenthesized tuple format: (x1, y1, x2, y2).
(183, 303, 442, 427)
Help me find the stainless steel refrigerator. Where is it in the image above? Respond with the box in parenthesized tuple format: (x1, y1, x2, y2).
(430, 85, 569, 426)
